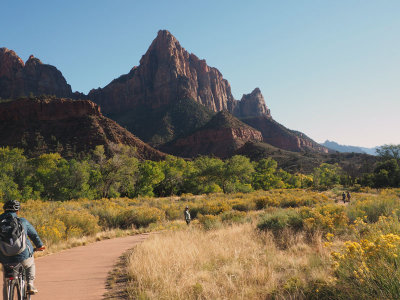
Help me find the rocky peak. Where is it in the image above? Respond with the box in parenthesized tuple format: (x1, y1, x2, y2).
(25, 55, 43, 66)
(234, 88, 271, 118)
(143, 30, 181, 57)
(0, 47, 24, 78)
(89, 30, 236, 112)
(0, 48, 72, 99)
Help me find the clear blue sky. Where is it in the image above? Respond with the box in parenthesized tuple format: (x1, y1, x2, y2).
(1, 0, 399, 147)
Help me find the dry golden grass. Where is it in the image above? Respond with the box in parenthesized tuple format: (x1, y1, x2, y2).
(126, 223, 331, 299)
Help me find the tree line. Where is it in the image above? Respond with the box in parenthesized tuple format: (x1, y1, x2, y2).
(0, 144, 399, 201)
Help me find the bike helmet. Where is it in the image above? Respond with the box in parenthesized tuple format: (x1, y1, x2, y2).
(3, 200, 20, 212)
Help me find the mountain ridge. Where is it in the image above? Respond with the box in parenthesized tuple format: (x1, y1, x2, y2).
(85, 30, 328, 154)
(0, 30, 329, 156)
(322, 140, 377, 155)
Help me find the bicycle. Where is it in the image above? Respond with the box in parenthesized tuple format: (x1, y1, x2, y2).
(3, 248, 43, 300)
(3, 262, 30, 300)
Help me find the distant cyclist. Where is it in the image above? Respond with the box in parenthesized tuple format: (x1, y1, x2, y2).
(0, 200, 45, 296)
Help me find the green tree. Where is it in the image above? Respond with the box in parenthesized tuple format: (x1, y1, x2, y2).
(185, 156, 224, 194)
(372, 159, 400, 187)
(376, 144, 400, 161)
(0, 147, 32, 201)
(30, 153, 63, 200)
(155, 156, 188, 196)
(135, 160, 165, 197)
(91, 144, 139, 198)
(313, 163, 341, 189)
(252, 158, 282, 190)
(53, 159, 93, 200)
(219, 155, 254, 193)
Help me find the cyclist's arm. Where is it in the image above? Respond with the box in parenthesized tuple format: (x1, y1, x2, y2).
(25, 219, 44, 248)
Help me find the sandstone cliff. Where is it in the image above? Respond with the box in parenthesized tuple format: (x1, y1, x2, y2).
(88, 30, 270, 119)
(0, 48, 72, 99)
(161, 111, 263, 158)
(0, 97, 165, 160)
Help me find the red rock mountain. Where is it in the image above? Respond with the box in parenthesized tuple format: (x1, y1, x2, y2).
(0, 97, 165, 160)
(161, 111, 263, 158)
(88, 30, 270, 119)
(87, 30, 327, 153)
(0, 31, 328, 155)
(0, 48, 72, 99)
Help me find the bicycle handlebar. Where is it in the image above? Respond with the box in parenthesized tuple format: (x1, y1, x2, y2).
(34, 246, 46, 252)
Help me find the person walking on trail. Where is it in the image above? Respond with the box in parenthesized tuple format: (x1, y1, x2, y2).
(184, 206, 191, 225)
(0, 200, 46, 296)
(347, 191, 351, 203)
(342, 192, 346, 203)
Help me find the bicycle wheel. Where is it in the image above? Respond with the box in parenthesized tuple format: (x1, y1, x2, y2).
(8, 280, 20, 300)
(22, 268, 30, 300)
(21, 281, 30, 300)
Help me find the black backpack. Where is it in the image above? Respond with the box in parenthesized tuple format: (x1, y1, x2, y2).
(0, 214, 27, 256)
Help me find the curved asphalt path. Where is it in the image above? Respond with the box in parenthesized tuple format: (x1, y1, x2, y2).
(1, 233, 150, 300)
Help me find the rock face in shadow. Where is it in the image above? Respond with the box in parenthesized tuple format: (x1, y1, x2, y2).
(0, 96, 101, 121)
(161, 111, 263, 158)
(0, 48, 72, 99)
(0, 97, 165, 160)
(241, 115, 328, 153)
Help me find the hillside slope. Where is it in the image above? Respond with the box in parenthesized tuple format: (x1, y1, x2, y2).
(0, 97, 165, 160)
(161, 111, 263, 158)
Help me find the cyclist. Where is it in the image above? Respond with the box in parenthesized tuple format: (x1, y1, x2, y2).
(0, 200, 45, 297)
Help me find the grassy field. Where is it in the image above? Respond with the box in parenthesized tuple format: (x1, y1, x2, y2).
(12, 188, 400, 299)
(120, 188, 400, 299)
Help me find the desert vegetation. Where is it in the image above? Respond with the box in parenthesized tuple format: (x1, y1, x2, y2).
(121, 188, 400, 299)
(1, 144, 400, 298)
(1, 144, 399, 203)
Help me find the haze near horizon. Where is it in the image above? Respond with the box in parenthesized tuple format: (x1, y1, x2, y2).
(1, 0, 399, 148)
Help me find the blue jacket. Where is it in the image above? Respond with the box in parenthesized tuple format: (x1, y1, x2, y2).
(0, 212, 43, 264)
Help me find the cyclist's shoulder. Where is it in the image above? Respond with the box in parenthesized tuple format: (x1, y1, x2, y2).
(17, 216, 30, 225)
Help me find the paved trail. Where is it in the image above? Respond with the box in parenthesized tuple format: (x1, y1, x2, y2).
(2, 234, 150, 300)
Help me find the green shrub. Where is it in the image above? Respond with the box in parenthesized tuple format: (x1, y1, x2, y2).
(231, 200, 255, 212)
(165, 205, 182, 221)
(347, 195, 400, 223)
(58, 209, 100, 237)
(197, 201, 231, 216)
(121, 206, 164, 228)
(257, 209, 303, 232)
(198, 214, 221, 230)
(220, 210, 246, 224)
